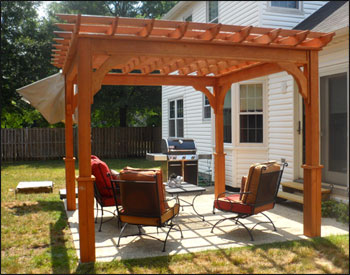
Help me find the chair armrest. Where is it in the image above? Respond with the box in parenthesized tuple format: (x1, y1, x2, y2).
(217, 191, 251, 199)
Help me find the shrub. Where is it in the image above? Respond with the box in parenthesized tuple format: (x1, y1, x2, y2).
(321, 200, 349, 224)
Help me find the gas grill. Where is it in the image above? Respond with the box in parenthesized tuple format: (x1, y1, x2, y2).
(146, 138, 212, 186)
(161, 138, 198, 185)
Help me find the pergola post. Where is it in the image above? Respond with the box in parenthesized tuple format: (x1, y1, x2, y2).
(76, 38, 95, 262)
(213, 85, 227, 198)
(302, 50, 323, 237)
(64, 79, 76, 211)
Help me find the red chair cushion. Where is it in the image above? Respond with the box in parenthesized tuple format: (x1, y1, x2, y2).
(91, 158, 113, 197)
(214, 194, 253, 214)
(91, 155, 100, 160)
(214, 194, 275, 214)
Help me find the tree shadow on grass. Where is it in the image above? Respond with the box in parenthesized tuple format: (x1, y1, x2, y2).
(247, 236, 349, 273)
(9, 200, 76, 274)
(75, 255, 173, 274)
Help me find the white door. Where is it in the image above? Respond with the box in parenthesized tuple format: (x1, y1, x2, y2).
(320, 72, 348, 186)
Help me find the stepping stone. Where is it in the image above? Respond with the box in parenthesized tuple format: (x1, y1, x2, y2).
(15, 181, 54, 197)
(59, 188, 78, 200)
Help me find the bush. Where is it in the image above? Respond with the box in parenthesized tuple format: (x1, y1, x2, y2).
(321, 200, 349, 224)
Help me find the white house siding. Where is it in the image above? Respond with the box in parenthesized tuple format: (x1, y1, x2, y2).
(225, 149, 233, 185)
(162, 1, 330, 186)
(319, 33, 349, 74)
(267, 73, 295, 182)
(219, 1, 259, 25)
(260, 1, 327, 29)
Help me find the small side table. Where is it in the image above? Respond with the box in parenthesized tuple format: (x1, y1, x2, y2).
(15, 181, 54, 198)
(164, 182, 206, 221)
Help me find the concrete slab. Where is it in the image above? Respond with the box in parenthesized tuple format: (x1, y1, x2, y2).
(63, 186, 348, 262)
(16, 181, 53, 197)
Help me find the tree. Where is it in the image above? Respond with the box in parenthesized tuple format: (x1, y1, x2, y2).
(48, 1, 178, 127)
(1, 1, 178, 128)
(1, 1, 60, 128)
(139, 1, 178, 19)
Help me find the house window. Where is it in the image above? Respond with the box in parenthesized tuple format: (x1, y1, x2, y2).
(270, 1, 298, 9)
(203, 95, 211, 119)
(207, 1, 219, 23)
(224, 89, 231, 143)
(239, 84, 263, 143)
(169, 98, 184, 138)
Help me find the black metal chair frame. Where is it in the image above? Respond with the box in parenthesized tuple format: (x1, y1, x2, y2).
(92, 164, 120, 232)
(110, 174, 183, 252)
(211, 162, 288, 241)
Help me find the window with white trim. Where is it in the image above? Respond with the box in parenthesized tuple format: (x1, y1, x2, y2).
(169, 98, 184, 138)
(270, 1, 298, 9)
(239, 84, 263, 143)
(267, 1, 303, 14)
(207, 1, 218, 23)
(203, 95, 211, 119)
(224, 89, 232, 143)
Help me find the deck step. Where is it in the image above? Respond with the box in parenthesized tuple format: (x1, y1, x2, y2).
(277, 191, 304, 204)
(281, 181, 331, 194)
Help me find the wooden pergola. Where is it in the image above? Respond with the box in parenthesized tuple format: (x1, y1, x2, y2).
(51, 14, 334, 262)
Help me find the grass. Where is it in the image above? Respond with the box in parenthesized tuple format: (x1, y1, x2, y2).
(1, 159, 349, 274)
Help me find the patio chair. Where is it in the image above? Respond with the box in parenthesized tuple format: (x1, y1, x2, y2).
(211, 161, 288, 241)
(110, 167, 183, 252)
(91, 155, 121, 232)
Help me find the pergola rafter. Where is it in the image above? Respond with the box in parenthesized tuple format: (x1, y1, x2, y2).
(53, 14, 334, 263)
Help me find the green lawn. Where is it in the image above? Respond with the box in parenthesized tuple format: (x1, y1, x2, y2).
(1, 159, 349, 274)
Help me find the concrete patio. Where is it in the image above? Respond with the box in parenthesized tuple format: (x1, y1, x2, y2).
(63, 186, 348, 262)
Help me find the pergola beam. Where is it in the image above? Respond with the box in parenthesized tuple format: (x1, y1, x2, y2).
(91, 38, 308, 64)
(218, 63, 284, 85)
(101, 73, 217, 87)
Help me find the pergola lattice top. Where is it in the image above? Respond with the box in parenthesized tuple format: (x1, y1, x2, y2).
(52, 14, 334, 78)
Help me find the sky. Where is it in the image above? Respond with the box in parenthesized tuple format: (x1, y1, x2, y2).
(37, 1, 53, 19)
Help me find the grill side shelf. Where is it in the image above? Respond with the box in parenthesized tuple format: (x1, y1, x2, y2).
(146, 153, 168, 161)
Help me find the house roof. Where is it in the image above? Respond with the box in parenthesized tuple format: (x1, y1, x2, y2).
(52, 14, 334, 79)
(293, 1, 348, 31)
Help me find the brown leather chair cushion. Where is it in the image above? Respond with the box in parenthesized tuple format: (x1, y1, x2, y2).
(119, 167, 168, 214)
(241, 161, 280, 204)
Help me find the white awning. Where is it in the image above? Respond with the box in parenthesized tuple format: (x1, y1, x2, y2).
(16, 72, 65, 124)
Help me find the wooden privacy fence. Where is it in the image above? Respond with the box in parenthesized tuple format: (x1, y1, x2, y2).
(1, 127, 161, 161)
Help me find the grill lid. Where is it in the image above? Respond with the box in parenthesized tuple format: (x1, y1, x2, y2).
(161, 138, 196, 154)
